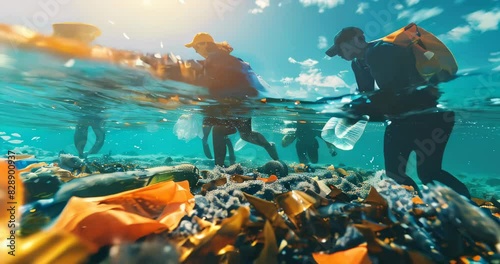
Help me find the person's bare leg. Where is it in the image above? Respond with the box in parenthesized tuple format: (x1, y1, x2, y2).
(237, 118, 279, 160)
(88, 118, 105, 156)
(213, 126, 235, 167)
(202, 124, 213, 159)
(74, 121, 89, 158)
(225, 136, 236, 165)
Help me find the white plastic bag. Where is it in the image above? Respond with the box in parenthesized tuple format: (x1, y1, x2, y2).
(234, 138, 248, 151)
(321, 116, 369, 151)
(173, 114, 203, 142)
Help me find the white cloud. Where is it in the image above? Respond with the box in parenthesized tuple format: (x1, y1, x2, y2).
(397, 10, 410, 20)
(440, 25, 472, 42)
(491, 51, 500, 56)
(285, 88, 310, 98)
(394, 4, 403, 10)
(356, 2, 369, 15)
(317, 36, 328, 49)
(406, 0, 420, 7)
(465, 9, 500, 32)
(295, 68, 346, 88)
(440, 8, 500, 43)
(488, 57, 500, 63)
(280, 77, 294, 84)
(281, 57, 348, 99)
(299, 0, 345, 13)
(249, 0, 270, 14)
(493, 65, 500, 72)
(288, 57, 319, 67)
(402, 7, 444, 23)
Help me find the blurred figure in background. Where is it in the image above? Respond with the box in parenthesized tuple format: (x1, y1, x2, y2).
(184, 32, 279, 166)
(52, 22, 106, 159)
(201, 117, 236, 165)
(282, 120, 337, 164)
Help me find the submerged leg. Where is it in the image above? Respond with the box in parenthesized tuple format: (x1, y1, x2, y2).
(213, 126, 234, 167)
(74, 121, 89, 158)
(88, 118, 105, 155)
(307, 138, 319, 164)
(225, 136, 236, 165)
(202, 124, 213, 159)
(384, 120, 420, 193)
(416, 112, 471, 198)
(237, 118, 279, 160)
(295, 139, 309, 164)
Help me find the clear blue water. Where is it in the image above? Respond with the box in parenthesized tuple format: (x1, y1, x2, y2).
(0, 46, 499, 198)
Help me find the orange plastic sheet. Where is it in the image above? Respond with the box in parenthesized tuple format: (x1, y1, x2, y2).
(257, 175, 278, 183)
(312, 244, 372, 264)
(0, 23, 199, 82)
(50, 180, 194, 252)
(0, 23, 134, 64)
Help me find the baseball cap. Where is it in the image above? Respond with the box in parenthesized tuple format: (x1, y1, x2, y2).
(326, 27, 363, 57)
(185, 32, 215, 48)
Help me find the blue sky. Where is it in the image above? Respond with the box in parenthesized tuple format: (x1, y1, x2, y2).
(1, 0, 500, 100)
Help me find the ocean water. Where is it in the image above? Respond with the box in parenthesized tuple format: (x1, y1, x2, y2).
(0, 36, 499, 199)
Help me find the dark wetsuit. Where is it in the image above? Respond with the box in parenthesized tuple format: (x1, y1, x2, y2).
(198, 49, 278, 166)
(349, 41, 471, 198)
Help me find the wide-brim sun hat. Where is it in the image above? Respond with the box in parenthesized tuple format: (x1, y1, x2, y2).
(52, 22, 101, 43)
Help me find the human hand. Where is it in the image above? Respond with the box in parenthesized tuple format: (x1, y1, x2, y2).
(184, 59, 203, 72)
(327, 144, 337, 157)
(281, 134, 296, 147)
(329, 149, 337, 157)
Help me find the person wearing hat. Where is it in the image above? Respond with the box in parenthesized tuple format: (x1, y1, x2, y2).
(185, 32, 279, 166)
(52, 22, 106, 159)
(326, 27, 471, 198)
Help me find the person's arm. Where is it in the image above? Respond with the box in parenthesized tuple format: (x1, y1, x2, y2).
(351, 60, 375, 93)
(342, 61, 377, 118)
(324, 140, 337, 157)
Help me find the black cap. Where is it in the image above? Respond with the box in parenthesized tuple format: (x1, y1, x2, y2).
(326, 27, 364, 57)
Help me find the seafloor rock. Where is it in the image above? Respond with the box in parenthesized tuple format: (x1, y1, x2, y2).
(18, 159, 500, 263)
(164, 156, 173, 165)
(217, 164, 245, 175)
(23, 174, 62, 202)
(257, 160, 289, 177)
(58, 153, 85, 171)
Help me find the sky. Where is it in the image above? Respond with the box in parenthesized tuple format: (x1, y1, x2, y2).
(1, 0, 500, 100)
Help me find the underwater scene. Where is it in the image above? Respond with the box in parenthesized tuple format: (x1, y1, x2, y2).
(0, 1, 499, 263)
